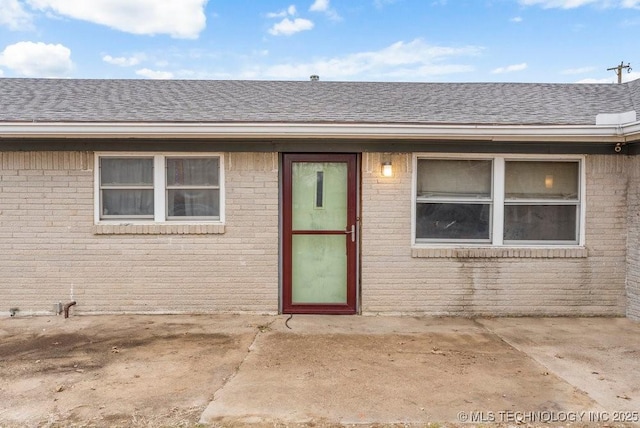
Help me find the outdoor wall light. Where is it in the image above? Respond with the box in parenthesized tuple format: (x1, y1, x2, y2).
(382, 161, 393, 177)
(545, 175, 554, 189)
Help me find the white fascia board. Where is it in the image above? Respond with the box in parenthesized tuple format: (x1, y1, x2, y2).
(622, 121, 640, 142)
(0, 121, 638, 142)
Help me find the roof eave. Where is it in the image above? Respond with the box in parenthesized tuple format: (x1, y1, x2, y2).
(622, 121, 640, 143)
(0, 121, 637, 143)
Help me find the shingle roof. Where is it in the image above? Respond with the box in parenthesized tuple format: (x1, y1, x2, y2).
(0, 78, 638, 126)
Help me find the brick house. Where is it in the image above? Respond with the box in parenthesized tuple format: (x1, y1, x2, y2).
(1, 78, 639, 318)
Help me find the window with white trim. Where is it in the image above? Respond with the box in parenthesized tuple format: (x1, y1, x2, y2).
(165, 157, 220, 219)
(414, 155, 583, 246)
(97, 153, 223, 223)
(503, 161, 579, 242)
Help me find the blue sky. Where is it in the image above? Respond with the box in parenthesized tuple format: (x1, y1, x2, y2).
(0, 0, 639, 83)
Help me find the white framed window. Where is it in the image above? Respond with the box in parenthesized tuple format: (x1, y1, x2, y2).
(503, 160, 580, 243)
(415, 158, 493, 243)
(412, 154, 584, 247)
(99, 156, 154, 219)
(95, 153, 224, 223)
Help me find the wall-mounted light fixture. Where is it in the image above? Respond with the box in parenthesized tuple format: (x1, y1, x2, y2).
(545, 175, 554, 189)
(381, 161, 393, 177)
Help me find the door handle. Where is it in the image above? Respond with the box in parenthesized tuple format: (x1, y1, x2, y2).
(345, 224, 355, 242)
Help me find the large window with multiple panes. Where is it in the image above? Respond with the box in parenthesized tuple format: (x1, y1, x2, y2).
(96, 153, 223, 222)
(414, 155, 583, 246)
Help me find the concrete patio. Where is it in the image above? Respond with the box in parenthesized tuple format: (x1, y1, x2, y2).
(1, 314, 638, 427)
(200, 315, 640, 426)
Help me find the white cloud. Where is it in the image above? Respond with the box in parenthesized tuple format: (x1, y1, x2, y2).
(491, 62, 528, 74)
(561, 66, 596, 74)
(102, 54, 144, 67)
(0, 41, 73, 77)
(326, 10, 341, 20)
(0, 0, 33, 30)
(309, 0, 341, 20)
(135, 68, 173, 79)
(621, 16, 640, 26)
(571, 69, 639, 83)
(258, 38, 482, 80)
(25, 0, 208, 39)
(519, 0, 597, 7)
(267, 5, 297, 18)
(623, 71, 640, 81)
(598, 70, 640, 83)
(510, 16, 523, 22)
(0, 68, 3, 76)
(519, 0, 639, 8)
(310, 0, 329, 11)
(268, 17, 314, 36)
(266, 10, 288, 18)
(156, 38, 481, 81)
(576, 77, 613, 83)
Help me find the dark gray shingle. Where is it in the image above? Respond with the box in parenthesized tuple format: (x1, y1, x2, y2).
(0, 78, 637, 126)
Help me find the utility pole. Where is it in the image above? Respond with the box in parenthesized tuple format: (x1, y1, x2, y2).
(607, 61, 632, 84)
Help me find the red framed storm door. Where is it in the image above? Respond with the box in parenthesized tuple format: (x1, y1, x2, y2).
(282, 154, 358, 314)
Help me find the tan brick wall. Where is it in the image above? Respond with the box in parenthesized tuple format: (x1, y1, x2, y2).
(627, 156, 640, 320)
(1, 150, 634, 317)
(361, 153, 628, 316)
(0, 152, 279, 315)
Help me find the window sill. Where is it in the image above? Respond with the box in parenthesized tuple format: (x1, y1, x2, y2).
(93, 223, 225, 235)
(411, 246, 587, 258)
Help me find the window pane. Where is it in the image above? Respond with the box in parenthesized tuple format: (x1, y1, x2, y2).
(417, 159, 491, 198)
(101, 158, 153, 186)
(505, 161, 579, 200)
(292, 162, 347, 231)
(504, 205, 577, 241)
(292, 234, 347, 304)
(168, 189, 219, 217)
(167, 158, 219, 186)
(102, 189, 154, 216)
(416, 203, 490, 240)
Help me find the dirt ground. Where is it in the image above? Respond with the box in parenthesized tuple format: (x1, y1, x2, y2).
(0, 314, 262, 427)
(1, 314, 638, 428)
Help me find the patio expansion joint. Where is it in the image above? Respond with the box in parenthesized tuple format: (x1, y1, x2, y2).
(209, 319, 275, 402)
(474, 318, 597, 408)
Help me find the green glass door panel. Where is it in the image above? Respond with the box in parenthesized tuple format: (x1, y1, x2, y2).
(292, 162, 347, 231)
(283, 154, 356, 314)
(292, 234, 347, 304)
